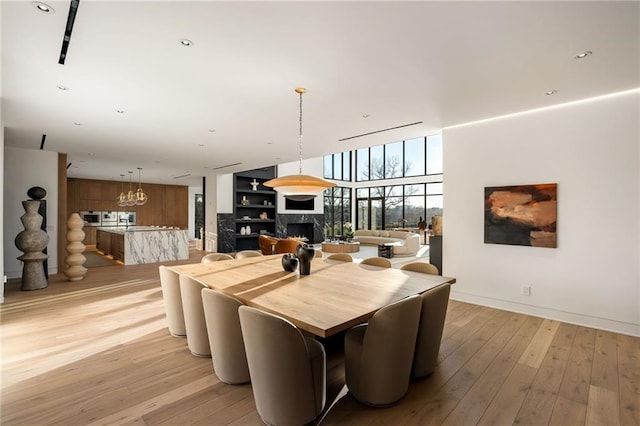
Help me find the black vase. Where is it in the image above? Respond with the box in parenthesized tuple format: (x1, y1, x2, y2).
(295, 243, 315, 275)
(281, 253, 299, 272)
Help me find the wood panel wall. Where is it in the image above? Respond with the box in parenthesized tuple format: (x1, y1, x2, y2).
(58, 153, 68, 273)
(67, 178, 189, 229)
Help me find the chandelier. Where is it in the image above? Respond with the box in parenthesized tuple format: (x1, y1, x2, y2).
(116, 169, 148, 207)
(263, 87, 335, 201)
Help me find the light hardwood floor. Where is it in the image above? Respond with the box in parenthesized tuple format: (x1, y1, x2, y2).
(1, 251, 638, 425)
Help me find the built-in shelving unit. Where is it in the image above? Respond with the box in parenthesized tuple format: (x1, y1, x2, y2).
(233, 167, 277, 251)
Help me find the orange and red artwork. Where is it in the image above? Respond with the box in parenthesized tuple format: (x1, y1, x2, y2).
(484, 183, 557, 248)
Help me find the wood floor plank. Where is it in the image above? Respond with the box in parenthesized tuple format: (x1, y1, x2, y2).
(616, 334, 640, 426)
(87, 375, 222, 426)
(1, 249, 637, 426)
(557, 326, 596, 404)
(549, 396, 588, 426)
(586, 385, 621, 426)
(514, 322, 577, 425)
(518, 318, 561, 368)
(440, 316, 543, 426)
(401, 312, 530, 425)
(591, 330, 620, 392)
(477, 363, 537, 425)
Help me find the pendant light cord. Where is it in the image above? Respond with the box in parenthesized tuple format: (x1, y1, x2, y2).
(297, 87, 304, 175)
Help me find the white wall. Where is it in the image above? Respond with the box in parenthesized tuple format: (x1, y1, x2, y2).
(276, 157, 325, 215)
(3, 146, 60, 279)
(1, 125, 5, 302)
(443, 91, 640, 336)
(216, 173, 234, 214)
(203, 171, 218, 252)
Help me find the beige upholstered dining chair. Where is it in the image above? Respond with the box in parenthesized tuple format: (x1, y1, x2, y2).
(238, 306, 326, 426)
(412, 283, 451, 378)
(158, 266, 186, 337)
(344, 295, 422, 406)
(201, 253, 234, 263)
(360, 257, 392, 268)
(201, 289, 250, 384)
(178, 275, 211, 357)
(325, 253, 353, 262)
(400, 262, 439, 275)
(235, 250, 263, 259)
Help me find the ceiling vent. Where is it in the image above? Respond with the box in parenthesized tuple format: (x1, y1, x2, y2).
(213, 162, 242, 170)
(173, 173, 192, 179)
(338, 121, 423, 142)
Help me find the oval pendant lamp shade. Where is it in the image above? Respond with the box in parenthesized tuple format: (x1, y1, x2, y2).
(263, 88, 335, 200)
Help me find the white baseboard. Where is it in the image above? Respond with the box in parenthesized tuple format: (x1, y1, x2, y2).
(450, 289, 640, 337)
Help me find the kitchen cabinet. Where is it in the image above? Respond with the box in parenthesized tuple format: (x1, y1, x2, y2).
(68, 179, 188, 229)
(96, 229, 111, 255)
(83, 227, 97, 246)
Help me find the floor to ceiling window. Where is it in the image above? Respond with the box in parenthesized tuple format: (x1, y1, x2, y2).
(324, 133, 443, 235)
(323, 187, 351, 238)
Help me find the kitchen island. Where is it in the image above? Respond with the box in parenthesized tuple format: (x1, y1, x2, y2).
(96, 226, 189, 265)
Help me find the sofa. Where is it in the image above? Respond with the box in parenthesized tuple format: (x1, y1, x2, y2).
(353, 230, 420, 257)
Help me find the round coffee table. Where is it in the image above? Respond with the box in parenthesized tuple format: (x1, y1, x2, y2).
(321, 241, 360, 253)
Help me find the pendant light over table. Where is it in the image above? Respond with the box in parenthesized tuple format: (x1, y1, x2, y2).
(263, 88, 335, 201)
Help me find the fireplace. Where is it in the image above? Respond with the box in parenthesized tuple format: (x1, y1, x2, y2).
(287, 223, 314, 243)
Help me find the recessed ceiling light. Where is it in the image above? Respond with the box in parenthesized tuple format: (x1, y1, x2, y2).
(545, 90, 558, 96)
(362, 114, 370, 118)
(32, 2, 55, 13)
(57, 85, 68, 91)
(179, 38, 194, 47)
(574, 51, 592, 60)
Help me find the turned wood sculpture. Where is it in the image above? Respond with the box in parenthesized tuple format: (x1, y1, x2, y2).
(14, 200, 49, 290)
(63, 213, 88, 281)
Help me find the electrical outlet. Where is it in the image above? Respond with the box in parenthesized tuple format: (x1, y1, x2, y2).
(521, 285, 531, 296)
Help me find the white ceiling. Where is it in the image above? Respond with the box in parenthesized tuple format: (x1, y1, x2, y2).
(2, 1, 638, 187)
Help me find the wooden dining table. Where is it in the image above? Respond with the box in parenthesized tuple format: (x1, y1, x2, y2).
(169, 255, 456, 338)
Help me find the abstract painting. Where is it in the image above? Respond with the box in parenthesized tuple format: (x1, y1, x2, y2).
(484, 183, 557, 248)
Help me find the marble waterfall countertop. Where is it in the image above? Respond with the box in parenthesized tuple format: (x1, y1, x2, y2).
(98, 227, 189, 265)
